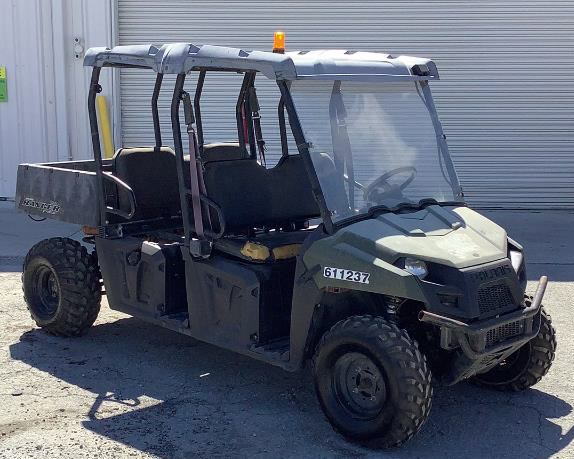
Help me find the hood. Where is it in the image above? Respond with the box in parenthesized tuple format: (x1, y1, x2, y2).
(334, 206, 507, 269)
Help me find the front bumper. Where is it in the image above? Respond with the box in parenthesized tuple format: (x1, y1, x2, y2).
(419, 276, 547, 384)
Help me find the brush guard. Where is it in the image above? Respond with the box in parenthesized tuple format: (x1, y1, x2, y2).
(419, 276, 547, 384)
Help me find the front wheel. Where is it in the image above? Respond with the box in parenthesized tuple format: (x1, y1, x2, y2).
(312, 315, 432, 448)
(22, 237, 101, 336)
(472, 307, 556, 391)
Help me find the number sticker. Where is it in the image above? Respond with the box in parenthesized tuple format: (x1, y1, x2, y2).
(323, 267, 370, 284)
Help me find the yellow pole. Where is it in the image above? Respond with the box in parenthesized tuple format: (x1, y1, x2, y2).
(96, 95, 114, 158)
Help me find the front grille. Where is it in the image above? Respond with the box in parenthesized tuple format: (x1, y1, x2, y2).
(486, 320, 523, 347)
(477, 283, 514, 315)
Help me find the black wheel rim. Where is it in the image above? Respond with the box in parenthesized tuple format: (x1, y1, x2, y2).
(332, 351, 387, 420)
(32, 265, 60, 319)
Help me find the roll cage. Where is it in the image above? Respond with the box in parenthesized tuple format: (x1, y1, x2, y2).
(88, 67, 332, 252)
(85, 43, 446, 249)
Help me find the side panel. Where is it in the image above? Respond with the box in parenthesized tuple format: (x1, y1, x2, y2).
(183, 252, 260, 351)
(303, 233, 427, 301)
(285, 254, 324, 370)
(286, 228, 328, 370)
(15, 164, 100, 226)
(96, 237, 187, 319)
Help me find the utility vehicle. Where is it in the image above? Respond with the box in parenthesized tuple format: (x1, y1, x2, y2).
(16, 36, 556, 448)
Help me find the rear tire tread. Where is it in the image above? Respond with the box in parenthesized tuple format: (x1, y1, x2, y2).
(22, 237, 101, 336)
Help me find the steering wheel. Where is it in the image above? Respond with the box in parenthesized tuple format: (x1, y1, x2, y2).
(363, 166, 417, 203)
(343, 173, 365, 191)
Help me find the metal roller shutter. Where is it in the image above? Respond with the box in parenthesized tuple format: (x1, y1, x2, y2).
(117, 0, 574, 209)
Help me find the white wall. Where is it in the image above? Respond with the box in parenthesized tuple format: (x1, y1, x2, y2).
(0, 0, 116, 198)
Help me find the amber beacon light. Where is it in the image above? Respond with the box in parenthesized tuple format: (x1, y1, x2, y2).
(273, 31, 285, 53)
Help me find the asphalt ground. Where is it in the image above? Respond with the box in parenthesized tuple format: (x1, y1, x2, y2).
(0, 206, 573, 458)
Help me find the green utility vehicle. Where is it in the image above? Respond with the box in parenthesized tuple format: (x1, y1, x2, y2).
(16, 39, 556, 448)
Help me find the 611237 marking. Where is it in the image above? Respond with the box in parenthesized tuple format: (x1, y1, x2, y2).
(323, 267, 370, 284)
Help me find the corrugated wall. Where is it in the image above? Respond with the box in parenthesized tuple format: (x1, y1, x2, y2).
(117, 0, 574, 208)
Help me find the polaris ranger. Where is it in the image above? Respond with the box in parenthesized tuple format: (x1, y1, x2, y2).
(16, 35, 556, 448)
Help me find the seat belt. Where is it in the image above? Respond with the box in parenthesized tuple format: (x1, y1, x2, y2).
(241, 104, 249, 148)
(248, 87, 266, 166)
(181, 91, 207, 239)
(329, 82, 355, 209)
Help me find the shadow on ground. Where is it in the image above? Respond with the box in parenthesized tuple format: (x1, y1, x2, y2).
(8, 316, 574, 459)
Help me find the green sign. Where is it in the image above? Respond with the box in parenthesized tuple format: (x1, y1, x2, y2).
(0, 67, 6, 102)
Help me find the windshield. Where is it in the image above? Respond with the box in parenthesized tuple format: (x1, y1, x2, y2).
(289, 80, 463, 223)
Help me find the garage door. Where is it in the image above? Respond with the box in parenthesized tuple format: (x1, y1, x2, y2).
(117, 0, 574, 209)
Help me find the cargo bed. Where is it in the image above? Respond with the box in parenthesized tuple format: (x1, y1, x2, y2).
(15, 159, 114, 226)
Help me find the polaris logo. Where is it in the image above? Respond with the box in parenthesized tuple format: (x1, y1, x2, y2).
(470, 265, 512, 282)
(20, 197, 61, 215)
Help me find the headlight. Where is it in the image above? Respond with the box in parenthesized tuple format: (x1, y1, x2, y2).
(404, 258, 428, 279)
(509, 249, 523, 273)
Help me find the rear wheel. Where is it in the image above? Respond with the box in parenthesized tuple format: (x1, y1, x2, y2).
(312, 315, 432, 448)
(22, 237, 101, 336)
(472, 307, 556, 391)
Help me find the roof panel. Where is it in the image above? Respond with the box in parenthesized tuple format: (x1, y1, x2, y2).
(84, 43, 438, 81)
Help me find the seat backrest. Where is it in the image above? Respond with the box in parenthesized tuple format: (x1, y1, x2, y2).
(203, 155, 320, 233)
(201, 142, 248, 162)
(268, 155, 320, 222)
(203, 159, 271, 231)
(183, 142, 248, 187)
(112, 147, 181, 220)
(313, 152, 350, 215)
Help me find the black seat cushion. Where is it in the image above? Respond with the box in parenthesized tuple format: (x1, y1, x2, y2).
(203, 155, 320, 232)
(112, 147, 181, 220)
